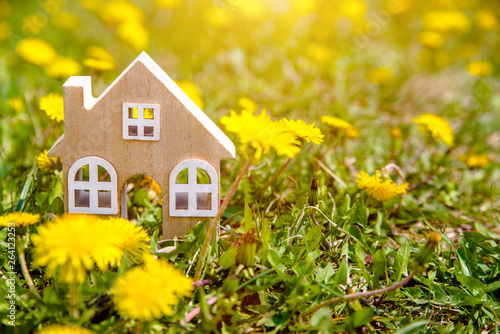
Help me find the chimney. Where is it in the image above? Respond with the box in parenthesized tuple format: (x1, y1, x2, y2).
(63, 76, 97, 112)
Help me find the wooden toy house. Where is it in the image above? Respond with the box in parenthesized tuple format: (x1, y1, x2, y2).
(47, 52, 235, 238)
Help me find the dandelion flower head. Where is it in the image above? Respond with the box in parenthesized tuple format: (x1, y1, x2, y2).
(367, 67, 393, 84)
(16, 38, 57, 66)
(413, 113, 454, 146)
(40, 93, 64, 123)
(0, 212, 40, 228)
(37, 150, 62, 172)
(8, 97, 24, 112)
(37, 324, 95, 334)
(321, 116, 359, 138)
(221, 109, 300, 162)
(238, 97, 257, 113)
(116, 20, 149, 51)
(466, 154, 491, 168)
(45, 57, 81, 79)
(32, 215, 123, 284)
(356, 170, 409, 202)
(111, 256, 193, 321)
(83, 46, 115, 71)
(175, 80, 204, 110)
(280, 118, 324, 145)
(466, 61, 492, 77)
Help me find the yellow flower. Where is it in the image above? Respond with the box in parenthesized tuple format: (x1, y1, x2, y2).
(100, 218, 151, 264)
(422, 11, 470, 33)
(156, 0, 182, 9)
(116, 20, 149, 51)
(418, 31, 444, 48)
(390, 127, 403, 138)
(83, 46, 115, 71)
(45, 57, 82, 79)
(52, 12, 81, 30)
(475, 10, 498, 31)
(32, 215, 123, 284)
(466, 61, 492, 76)
(8, 97, 24, 112)
(413, 113, 454, 146)
(220, 110, 301, 162)
(80, 0, 103, 11)
(40, 93, 64, 123)
(320, 116, 359, 138)
(37, 324, 95, 334)
(100, 0, 144, 26)
(280, 118, 324, 145)
(356, 171, 409, 202)
(340, 0, 367, 19)
(37, 150, 62, 172)
(466, 154, 491, 168)
(367, 67, 393, 84)
(238, 97, 257, 113)
(175, 80, 204, 110)
(0, 21, 11, 41)
(16, 38, 57, 66)
(111, 256, 193, 321)
(0, 212, 40, 228)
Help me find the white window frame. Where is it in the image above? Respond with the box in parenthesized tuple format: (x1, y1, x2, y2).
(122, 103, 160, 141)
(169, 159, 218, 217)
(68, 156, 118, 214)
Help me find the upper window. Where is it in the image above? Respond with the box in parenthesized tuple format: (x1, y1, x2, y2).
(122, 103, 160, 141)
(169, 159, 218, 217)
(68, 156, 118, 214)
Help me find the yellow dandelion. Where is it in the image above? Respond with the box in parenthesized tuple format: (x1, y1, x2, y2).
(100, 218, 151, 264)
(37, 150, 62, 172)
(0, 21, 11, 41)
(32, 215, 123, 284)
(111, 256, 193, 321)
(40, 93, 64, 123)
(37, 324, 95, 334)
(83, 46, 115, 71)
(422, 11, 470, 33)
(418, 31, 444, 48)
(156, 0, 182, 9)
(390, 127, 403, 139)
(367, 67, 393, 84)
(279, 118, 324, 145)
(52, 12, 81, 30)
(413, 113, 454, 146)
(175, 80, 204, 110)
(45, 57, 82, 79)
(356, 171, 409, 202)
(15, 38, 57, 67)
(466, 154, 491, 168)
(116, 20, 149, 51)
(100, 0, 144, 26)
(238, 96, 257, 113)
(8, 97, 24, 112)
(220, 110, 301, 162)
(475, 10, 498, 31)
(321, 116, 359, 138)
(0, 212, 40, 228)
(466, 61, 492, 77)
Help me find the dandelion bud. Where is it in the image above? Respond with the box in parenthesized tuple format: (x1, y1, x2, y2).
(411, 231, 442, 272)
(308, 178, 319, 207)
(235, 228, 258, 267)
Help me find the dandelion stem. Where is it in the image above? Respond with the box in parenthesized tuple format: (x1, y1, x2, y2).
(104, 319, 130, 334)
(257, 157, 292, 196)
(194, 160, 252, 282)
(17, 242, 42, 301)
(134, 320, 142, 334)
(299, 272, 415, 323)
(70, 282, 79, 319)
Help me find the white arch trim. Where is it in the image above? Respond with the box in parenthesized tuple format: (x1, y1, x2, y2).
(169, 159, 218, 217)
(68, 156, 118, 214)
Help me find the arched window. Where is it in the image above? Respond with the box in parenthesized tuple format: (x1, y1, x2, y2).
(169, 159, 217, 217)
(68, 157, 118, 214)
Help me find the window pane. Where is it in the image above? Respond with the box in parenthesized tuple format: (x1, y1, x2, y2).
(75, 165, 89, 181)
(175, 168, 188, 184)
(144, 108, 154, 119)
(129, 107, 138, 119)
(128, 126, 138, 136)
(197, 168, 211, 184)
(98, 165, 111, 182)
(175, 192, 189, 210)
(144, 126, 154, 137)
(75, 189, 90, 207)
(197, 193, 211, 210)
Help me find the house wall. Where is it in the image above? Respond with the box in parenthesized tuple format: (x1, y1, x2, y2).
(58, 61, 231, 238)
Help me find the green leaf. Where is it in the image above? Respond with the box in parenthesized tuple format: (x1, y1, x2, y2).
(310, 307, 333, 332)
(219, 244, 238, 269)
(394, 320, 428, 334)
(391, 242, 410, 282)
(305, 225, 322, 251)
(349, 197, 367, 228)
(351, 308, 374, 327)
(48, 196, 64, 215)
(316, 263, 335, 283)
(335, 257, 348, 285)
(372, 249, 386, 289)
(349, 224, 364, 245)
(244, 199, 253, 232)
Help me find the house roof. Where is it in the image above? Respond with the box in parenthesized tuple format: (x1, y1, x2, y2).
(48, 52, 235, 159)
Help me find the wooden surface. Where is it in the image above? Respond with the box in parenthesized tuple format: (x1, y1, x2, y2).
(47, 52, 235, 238)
